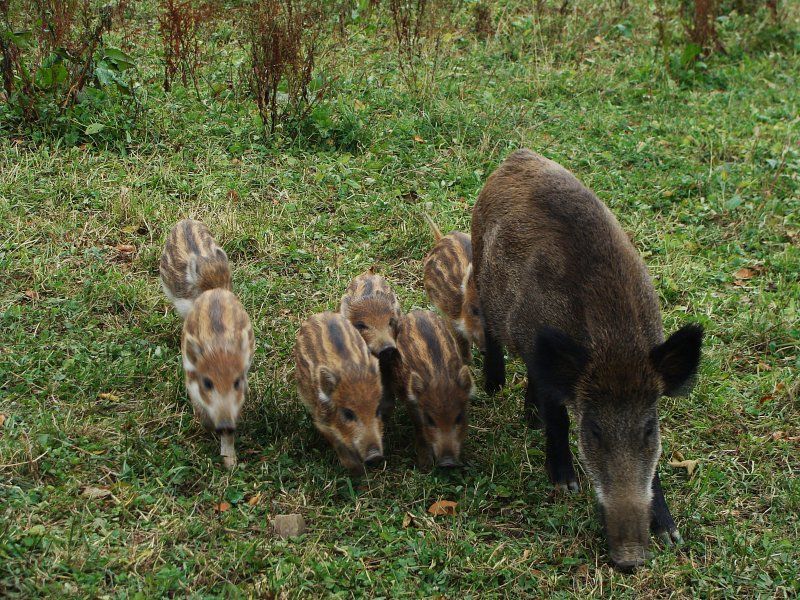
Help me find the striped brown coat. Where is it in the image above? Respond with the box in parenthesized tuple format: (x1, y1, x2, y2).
(421, 216, 485, 359)
(393, 310, 473, 469)
(182, 288, 255, 469)
(340, 268, 402, 358)
(295, 312, 384, 473)
(161, 219, 232, 318)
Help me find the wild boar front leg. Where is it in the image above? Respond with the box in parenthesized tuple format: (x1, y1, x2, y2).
(535, 380, 578, 493)
(650, 470, 682, 544)
(524, 378, 543, 429)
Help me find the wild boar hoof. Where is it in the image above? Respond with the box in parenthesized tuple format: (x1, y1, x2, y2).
(554, 481, 579, 494)
(223, 454, 237, 470)
(656, 527, 682, 547)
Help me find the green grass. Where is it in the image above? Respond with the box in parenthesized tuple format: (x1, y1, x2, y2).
(1, 1, 799, 597)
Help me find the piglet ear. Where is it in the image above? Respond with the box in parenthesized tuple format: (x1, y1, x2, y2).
(187, 255, 199, 284)
(532, 326, 588, 399)
(461, 264, 473, 294)
(650, 324, 703, 397)
(407, 372, 425, 402)
(183, 334, 203, 371)
(216, 247, 229, 263)
(339, 295, 351, 319)
(317, 366, 339, 402)
(457, 365, 473, 393)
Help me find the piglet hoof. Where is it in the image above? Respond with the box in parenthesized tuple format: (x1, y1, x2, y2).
(222, 453, 237, 470)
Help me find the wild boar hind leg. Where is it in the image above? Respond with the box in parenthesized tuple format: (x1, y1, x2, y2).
(483, 327, 505, 395)
(650, 470, 682, 545)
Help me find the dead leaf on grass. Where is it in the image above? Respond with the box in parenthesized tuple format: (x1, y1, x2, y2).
(669, 459, 699, 477)
(81, 486, 112, 499)
(0, 414, 6, 428)
(116, 244, 136, 254)
(735, 267, 756, 280)
(98, 392, 120, 402)
(412, 135, 425, 143)
(246, 493, 263, 507)
(402, 512, 414, 528)
(24, 289, 40, 301)
(428, 500, 457, 516)
(215, 501, 231, 512)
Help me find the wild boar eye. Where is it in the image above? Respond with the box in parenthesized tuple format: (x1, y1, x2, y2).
(644, 419, 657, 440)
(341, 408, 357, 422)
(233, 377, 242, 391)
(424, 413, 435, 427)
(471, 306, 480, 316)
(203, 377, 214, 391)
(454, 411, 464, 425)
(389, 317, 398, 329)
(355, 322, 367, 331)
(376, 406, 382, 418)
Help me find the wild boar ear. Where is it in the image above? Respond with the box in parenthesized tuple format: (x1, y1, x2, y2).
(407, 372, 425, 403)
(457, 365, 473, 394)
(650, 323, 703, 397)
(216, 247, 228, 263)
(183, 334, 203, 371)
(317, 366, 339, 403)
(532, 326, 588, 399)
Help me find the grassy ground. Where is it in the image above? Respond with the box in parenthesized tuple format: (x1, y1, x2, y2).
(1, 1, 799, 597)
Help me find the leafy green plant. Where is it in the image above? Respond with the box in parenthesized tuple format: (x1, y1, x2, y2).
(0, 0, 137, 141)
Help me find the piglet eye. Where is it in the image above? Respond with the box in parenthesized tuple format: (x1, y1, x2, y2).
(355, 322, 367, 331)
(376, 406, 382, 418)
(203, 377, 214, 391)
(471, 306, 480, 317)
(341, 408, 357, 422)
(234, 377, 242, 391)
(644, 419, 657, 440)
(424, 413, 435, 427)
(455, 411, 464, 425)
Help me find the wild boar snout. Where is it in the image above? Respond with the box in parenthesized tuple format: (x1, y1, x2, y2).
(600, 499, 652, 571)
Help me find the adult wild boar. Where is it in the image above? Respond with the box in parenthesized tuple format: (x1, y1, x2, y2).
(471, 149, 703, 570)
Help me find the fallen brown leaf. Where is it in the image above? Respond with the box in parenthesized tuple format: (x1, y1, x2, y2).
(227, 190, 240, 202)
(428, 500, 457, 516)
(669, 459, 699, 477)
(215, 501, 231, 512)
(0, 414, 6, 428)
(272, 514, 306, 538)
(246, 492, 262, 507)
(402, 512, 414, 528)
(24, 289, 39, 301)
(734, 267, 756, 280)
(116, 244, 136, 254)
(81, 486, 112, 499)
(758, 394, 773, 404)
(413, 135, 425, 143)
(98, 392, 120, 402)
